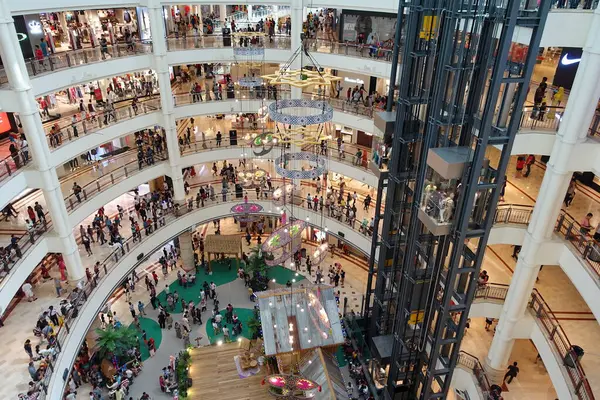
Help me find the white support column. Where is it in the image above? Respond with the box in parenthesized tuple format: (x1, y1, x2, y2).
(219, 5, 227, 23)
(485, 8, 600, 381)
(148, 3, 186, 204)
(291, 0, 303, 51)
(0, 4, 84, 282)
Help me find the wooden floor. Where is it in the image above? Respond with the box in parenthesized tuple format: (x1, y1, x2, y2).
(188, 343, 271, 400)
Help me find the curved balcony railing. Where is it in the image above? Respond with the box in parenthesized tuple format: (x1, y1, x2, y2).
(457, 350, 493, 399)
(177, 132, 374, 174)
(0, 213, 52, 288)
(0, 41, 153, 87)
(472, 282, 594, 400)
(529, 289, 594, 400)
(45, 95, 160, 151)
(519, 105, 564, 133)
(64, 150, 167, 212)
(474, 282, 510, 301)
(0, 150, 31, 185)
(172, 86, 290, 106)
(165, 33, 292, 51)
(305, 37, 394, 62)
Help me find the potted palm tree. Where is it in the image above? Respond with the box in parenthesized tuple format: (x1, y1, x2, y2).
(95, 325, 140, 361)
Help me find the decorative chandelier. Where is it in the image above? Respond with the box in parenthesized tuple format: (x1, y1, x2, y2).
(259, 42, 333, 269)
(263, 374, 320, 399)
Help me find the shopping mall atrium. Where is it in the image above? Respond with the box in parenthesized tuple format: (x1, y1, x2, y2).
(0, 0, 598, 399)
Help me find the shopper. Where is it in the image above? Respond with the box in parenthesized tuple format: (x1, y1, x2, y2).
(564, 180, 576, 208)
(503, 362, 519, 384)
(515, 156, 525, 178)
(524, 154, 535, 177)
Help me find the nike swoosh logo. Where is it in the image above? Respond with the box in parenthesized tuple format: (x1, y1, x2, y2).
(561, 54, 581, 66)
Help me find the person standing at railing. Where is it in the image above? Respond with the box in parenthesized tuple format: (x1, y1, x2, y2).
(594, 221, 600, 242)
(34, 45, 46, 72)
(100, 35, 112, 60)
(9, 142, 21, 169)
(580, 213, 593, 237)
(564, 179, 576, 208)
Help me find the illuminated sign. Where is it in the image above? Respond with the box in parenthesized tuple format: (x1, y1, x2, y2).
(28, 20, 42, 34)
(344, 77, 364, 85)
(561, 54, 581, 66)
(17, 33, 27, 41)
(0, 113, 12, 134)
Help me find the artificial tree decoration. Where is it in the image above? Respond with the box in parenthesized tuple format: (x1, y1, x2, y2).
(176, 349, 193, 398)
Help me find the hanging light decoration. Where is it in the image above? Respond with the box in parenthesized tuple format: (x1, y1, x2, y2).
(310, 243, 329, 266)
(237, 167, 268, 188)
(230, 202, 263, 223)
(259, 41, 336, 273)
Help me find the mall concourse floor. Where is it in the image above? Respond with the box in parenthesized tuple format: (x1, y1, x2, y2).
(0, 136, 599, 398)
(0, 181, 370, 398)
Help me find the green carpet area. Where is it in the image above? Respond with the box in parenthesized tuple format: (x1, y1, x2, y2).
(266, 265, 307, 284)
(205, 308, 256, 344)
(156, 259, 240, 314)
(335, 345, 348, 368)
(129, 317, 163, 361)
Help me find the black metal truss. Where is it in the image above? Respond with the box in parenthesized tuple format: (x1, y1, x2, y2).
(364, 0, 551, 399)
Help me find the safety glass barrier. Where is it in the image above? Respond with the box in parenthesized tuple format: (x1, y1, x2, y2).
(46, 96, 161, 150)
(0, 150, 32, 185)
(0, 213, 52, 289)
(0, 41, 153, 87)
(172, 86, 291, 106)
(165, 34, 291, 51)
(64, 151, 168, 212)
(529, 289, 594, 400)
(457, 351, 493, 399)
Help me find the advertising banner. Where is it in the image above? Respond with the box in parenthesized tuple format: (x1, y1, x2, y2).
(553, 47, 582, 90)
(340, 11, 397, 43)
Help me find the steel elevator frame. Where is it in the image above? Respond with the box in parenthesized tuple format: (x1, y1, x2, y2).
(362, 0, 551, 399)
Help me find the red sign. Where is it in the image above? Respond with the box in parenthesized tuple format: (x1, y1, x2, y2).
(0, 113, 12, 134)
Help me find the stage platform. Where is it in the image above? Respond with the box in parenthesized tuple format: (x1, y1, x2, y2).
(188, 342, 271, 400)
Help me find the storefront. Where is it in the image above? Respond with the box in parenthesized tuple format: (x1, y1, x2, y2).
(13, 8, 141, 57)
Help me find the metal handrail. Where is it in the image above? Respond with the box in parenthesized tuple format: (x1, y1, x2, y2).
(0, 213, 52, 288)
(165, 33, 291, 51)
(0, 150, 31, 184)
(457, 350, 493, 398)
(0, 40, 153, 86)
(45, 95, 160, 151)
(64, 150, 168, 212)
(529, 289, 594, 399)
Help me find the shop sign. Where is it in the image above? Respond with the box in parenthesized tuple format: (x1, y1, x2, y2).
(344, 77, 364, 85)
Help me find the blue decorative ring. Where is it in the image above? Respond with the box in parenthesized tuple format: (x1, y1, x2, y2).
(238, 77, 264, 88)
(233, 47, 265, 57)
(275, 152, 326, 180)
(268, 99, 333, 126)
